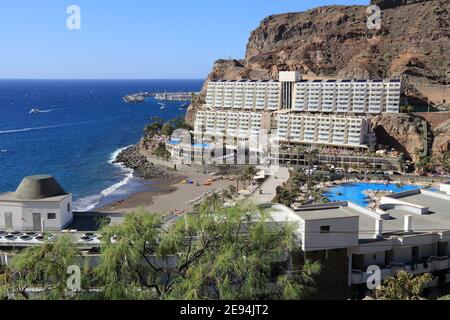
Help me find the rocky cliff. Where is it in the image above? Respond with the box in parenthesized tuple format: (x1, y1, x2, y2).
(186, 0, 449, 158)
(245, 0, 448, 85)
(370, 114, 427, 161)
(431, 119, 450, 158)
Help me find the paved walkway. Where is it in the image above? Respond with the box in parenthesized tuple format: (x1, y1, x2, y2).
(249, 167, 290, 204)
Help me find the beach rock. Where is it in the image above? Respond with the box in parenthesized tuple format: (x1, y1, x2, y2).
(114, 145, 171, 179)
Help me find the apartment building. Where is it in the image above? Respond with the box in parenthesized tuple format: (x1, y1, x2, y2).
(194, 110, 267, 141)
(206, 75, 401, 115)
(194, 109, 371, 149)
(274, 112, 370, 148)
(269, 184, 450, 298)
(196, 72, 402, 153)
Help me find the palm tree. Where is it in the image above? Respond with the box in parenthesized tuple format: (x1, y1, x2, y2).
(239, 171, 251, 189)
(304, 147, 319, 186)
(244, 165, 258, 188)
(376, 271, 432, 300)
(294, 145, 306, 166)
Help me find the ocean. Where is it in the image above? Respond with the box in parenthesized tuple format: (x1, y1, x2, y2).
(0, 79, 203, 211)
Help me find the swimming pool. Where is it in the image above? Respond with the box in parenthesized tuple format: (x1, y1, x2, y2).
(167, 139, 182, 145)
(325, 182, 424, 207)
(167, 140, 210, 149)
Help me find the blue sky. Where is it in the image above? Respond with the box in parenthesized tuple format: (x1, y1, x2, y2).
(0, 0, 368, 79)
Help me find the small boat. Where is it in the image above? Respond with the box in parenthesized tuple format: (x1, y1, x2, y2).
(29, 108, 41, 114)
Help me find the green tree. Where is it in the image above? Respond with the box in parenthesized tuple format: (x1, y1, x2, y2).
(274, 186, 297, 207)
(376, 271, 432, 300)
(161, 123, 174, 137)
(96, 201, 321, 300)
(0, 236, 87, 300)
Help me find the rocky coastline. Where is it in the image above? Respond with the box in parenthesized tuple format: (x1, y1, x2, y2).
(114, 145, 172, 179)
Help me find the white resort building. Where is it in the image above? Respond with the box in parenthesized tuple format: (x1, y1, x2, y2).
(194, 71, 401, 155)
(0, 175, 73, 232)
(268, 183, 450, 298)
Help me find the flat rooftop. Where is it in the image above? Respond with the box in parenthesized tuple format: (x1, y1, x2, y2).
(396, 193, 450, 214)
(361, 190, 450, 239)
(294, 204, 360, 220)
(286, 190, 450, 241)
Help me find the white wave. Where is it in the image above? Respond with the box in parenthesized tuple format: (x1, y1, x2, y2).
(0, 120, 102, 135)
(72, 194, 103, 212)
(38, 109, 55, 113)
(73, 145, 135, 212)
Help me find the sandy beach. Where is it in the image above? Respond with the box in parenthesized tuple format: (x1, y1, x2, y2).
(99, 163, 236, 215)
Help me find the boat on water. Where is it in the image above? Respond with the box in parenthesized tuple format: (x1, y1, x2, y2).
(158, 102, 166, 110)
(29, 108, 41, 114)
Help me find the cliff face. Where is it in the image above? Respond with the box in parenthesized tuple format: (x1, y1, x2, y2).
(186, 0, 449, 158)
(371, 0, 434, 10)
(370, 114, 427, 161)
(432, 119, 450, 157)
(245, 0, 448, 84)
(193, 0, 448, 96)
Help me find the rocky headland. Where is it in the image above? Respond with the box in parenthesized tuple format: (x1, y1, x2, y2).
(114, 145, 172, 179)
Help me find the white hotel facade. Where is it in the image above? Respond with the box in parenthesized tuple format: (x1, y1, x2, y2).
(194, 72, 401, 151)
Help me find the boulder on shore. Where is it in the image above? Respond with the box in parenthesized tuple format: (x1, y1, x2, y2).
(114, 145, 172, 179)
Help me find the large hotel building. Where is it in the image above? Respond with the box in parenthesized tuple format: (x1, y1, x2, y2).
(194, 72, 402, 151)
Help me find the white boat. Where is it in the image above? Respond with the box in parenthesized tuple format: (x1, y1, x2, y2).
(158, 102, 166, 110)
(29, 108, 41, 114)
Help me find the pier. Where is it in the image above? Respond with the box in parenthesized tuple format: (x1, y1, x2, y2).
(123, 91, 199, 103)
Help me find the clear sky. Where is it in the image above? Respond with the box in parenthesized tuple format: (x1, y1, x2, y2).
(0, 0, 368, 79)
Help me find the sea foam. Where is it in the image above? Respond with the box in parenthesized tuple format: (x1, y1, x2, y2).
(73, 146, 134, 212)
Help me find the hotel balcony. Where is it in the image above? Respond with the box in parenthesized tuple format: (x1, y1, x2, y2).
(351, 258, 450, 285)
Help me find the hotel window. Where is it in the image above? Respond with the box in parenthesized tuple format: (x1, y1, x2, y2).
(67, 203, 71, 212)
(320, 226, 330, 234)
(47, 213, 56, 220)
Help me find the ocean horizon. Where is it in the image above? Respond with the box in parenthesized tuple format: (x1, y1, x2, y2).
(0, 79, 203, 211)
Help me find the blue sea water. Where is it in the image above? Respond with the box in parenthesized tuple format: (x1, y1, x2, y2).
(0, 79, 203, 211)
(325, 182, 424, 207)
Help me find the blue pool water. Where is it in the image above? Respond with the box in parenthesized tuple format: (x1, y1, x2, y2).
(168, 140, 209, 149)
(0, 79, 203, 211)
(325, 182, 424, 207)
(193, 143, 209, 148)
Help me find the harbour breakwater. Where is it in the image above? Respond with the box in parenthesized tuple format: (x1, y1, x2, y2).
(123, 91, 199, 103)
(113, 145, 172, 180)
